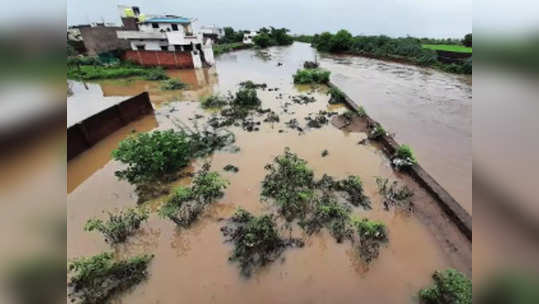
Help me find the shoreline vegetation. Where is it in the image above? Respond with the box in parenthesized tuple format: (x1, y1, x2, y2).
(293, 30, 472, 74)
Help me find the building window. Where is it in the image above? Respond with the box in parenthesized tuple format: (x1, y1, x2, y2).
(171, 24, 178, 31)
(136, 45, 145, 50)
(161, 46, 168, 51)
(152, 23, 158, 29)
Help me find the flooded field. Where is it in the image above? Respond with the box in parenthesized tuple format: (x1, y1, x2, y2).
(67, 42, 471, 303)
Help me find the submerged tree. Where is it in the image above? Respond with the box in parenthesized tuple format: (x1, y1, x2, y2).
(419, 269, 472, 304)
(84, 208, 149, 244)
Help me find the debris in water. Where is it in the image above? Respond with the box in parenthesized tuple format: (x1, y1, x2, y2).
(321, 149, 329, 157)
(224, 164, 239, 173)
(239, 80, 267, 90)
(375, 177, 414, 212)
(303, 61, 319, 69)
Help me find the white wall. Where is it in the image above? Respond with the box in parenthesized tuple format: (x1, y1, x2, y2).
(130, 40, 169, 51)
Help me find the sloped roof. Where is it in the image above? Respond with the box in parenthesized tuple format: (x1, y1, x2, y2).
(142, 17, 191, 24)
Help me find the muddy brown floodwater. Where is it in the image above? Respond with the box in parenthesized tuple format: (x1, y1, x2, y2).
(67, 42, 471, 303)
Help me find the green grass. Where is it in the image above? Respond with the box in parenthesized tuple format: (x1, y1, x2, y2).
(422, 44, 472, 53)
(213, 42, 251, 56)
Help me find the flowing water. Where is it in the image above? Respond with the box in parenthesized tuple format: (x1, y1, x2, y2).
(67, 42, 471, 303)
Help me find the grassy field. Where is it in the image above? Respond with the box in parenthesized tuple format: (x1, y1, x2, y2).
(422, 44, 472, 53)
(213, 42, 252, 56)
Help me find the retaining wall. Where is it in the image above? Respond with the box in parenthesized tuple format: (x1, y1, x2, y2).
(67, 92, 153, 160)
(328, 81, 472, 241)
(124, 50, 194, 69)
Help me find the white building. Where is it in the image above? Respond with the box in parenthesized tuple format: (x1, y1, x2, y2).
(242, 31, 258, 44)
(116, 6, 214, 68)
(200, 25, 224, 43)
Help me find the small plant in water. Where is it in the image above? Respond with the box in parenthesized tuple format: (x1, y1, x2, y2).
(161, 78, 187, 90)
(353, 218, 388, 263)
(201, 94, 229, 108)
(239, 80, 267, 89)
(300, 194, 353, 243)
(221, 208, 304, 276)
(321, 149, 329, 157)
(68, 252, 153, 304)
(159, 163, 228, 227)
(328, 87, 346, 104)
(375, 177, 414, 211)
(223, 164, 239, 173)
(419, 269, 472, 304)
(368, 123, 386, 140)
(84, 208, 149, 244)
(336, 175, 371, 209)
(233, 88, 261, 107)
(392, 144, 418, 170)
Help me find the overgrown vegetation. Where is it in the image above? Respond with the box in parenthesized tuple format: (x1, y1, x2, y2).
(375, 177, 414, 211)
(293, 68, 330, 84)
(84, 208, 149, 244)
(303, 61, 319, 69)
(68, 252, 153, 304)
(221, 208, 303, 276)
(213, 42, 251, 56)
(201, 94, 229, 109)
(328, 87, 346, 104)
(300, 194, 353, 243)
(159, 163, 228, 227)
(335, 175, 371, 209)
(160, 78, 187, 90)
(306, 30, 472, 74)
(422, 44, 472, 53)
(67, 57, 169, 81)
(419, 269, 472, 304)
(392, 144, 418, 170)
(234, 88, 261, 107)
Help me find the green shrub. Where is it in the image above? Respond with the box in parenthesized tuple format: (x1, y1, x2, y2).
(112, 129, 234, 186)
(419, 269, 472, 304)
(159, 164, 228, 227)
(112, 130, 193, 184)
(293, 68, 331, 84)
(328, 87, 346, 104)
(221, 208, 303, 276)
(67, 63, 169, 81)
(335, 175, 371, 209)
(396, 144, 417, 163)
(368, 123, 386, 139)
(68, 253, 153, 304)
(375, 177, 414, 211)
(300, 194, 353, 242)
(353, 218, 388, 262)
(201, 94, 229, 108)
(330, 29, 354, 52)
(233, 88, 261, 107)
(84, 208, 149, 244)
(261, 148, 315, 221)
(161, 78, 187, 90)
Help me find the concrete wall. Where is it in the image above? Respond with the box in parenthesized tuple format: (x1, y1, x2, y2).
(123, 50, 194, 68)
(67, 92, 153, 160)
(79, 26, 130, 55)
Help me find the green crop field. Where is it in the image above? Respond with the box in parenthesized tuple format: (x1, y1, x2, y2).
(422, 44, 472, 53)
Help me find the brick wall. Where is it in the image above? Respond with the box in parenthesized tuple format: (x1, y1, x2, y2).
(123, 50, 194, 69)
(79, 26, 130, 56)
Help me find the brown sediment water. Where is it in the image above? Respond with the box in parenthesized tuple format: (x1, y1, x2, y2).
(67, 42, 470, 303)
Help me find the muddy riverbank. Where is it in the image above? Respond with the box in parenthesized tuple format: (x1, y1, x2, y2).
(67, 42, 471, 303)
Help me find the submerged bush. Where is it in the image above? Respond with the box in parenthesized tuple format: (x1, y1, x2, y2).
(233, 88, 261, 107)
(112, 129, 234, 186)
(300, 194, 353, 243)
(376, 177, 414, 211)
(161, 78, 187, 90)
(221, 208, 303, 276)
(303, 61, 319, 69)
(159, 164, 228, 227)
(293, 68, 331, 84)
(239, 80, 267, 89)
(353, 218, 388, 263)
(68, 253, 153, 304)
(336, 175, 371, 209)
(84, 208, 149, 244)
(261, 148, 315, 221)
(419, 269, 472, 304)
(368, 123, 386, 139)
(328, 87, 346, 104)
(201, 94, 229, 109)
(142, 68, 169, 80)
